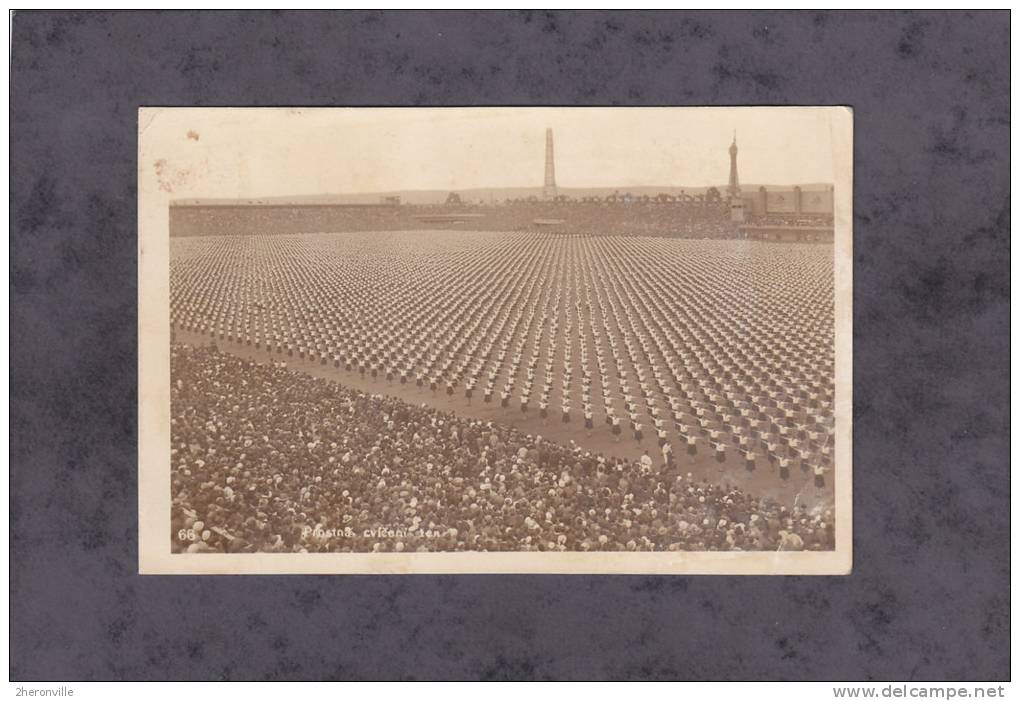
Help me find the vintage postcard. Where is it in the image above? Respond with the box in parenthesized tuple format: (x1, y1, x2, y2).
(138, 106, 852, 574)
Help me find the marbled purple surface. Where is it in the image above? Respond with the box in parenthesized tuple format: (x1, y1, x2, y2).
(10, 11, 1009, 680)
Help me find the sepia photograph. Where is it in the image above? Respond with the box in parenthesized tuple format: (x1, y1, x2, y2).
(13, 8, 1008, 686)
(138, 106, 852, 574)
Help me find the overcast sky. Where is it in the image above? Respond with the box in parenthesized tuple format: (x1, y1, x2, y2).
(140, 107, 843, 199)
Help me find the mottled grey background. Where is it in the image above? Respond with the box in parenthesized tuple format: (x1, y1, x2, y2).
(9, 11, 1009, 681)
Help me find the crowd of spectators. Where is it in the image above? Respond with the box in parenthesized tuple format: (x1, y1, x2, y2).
(170, 201, 741, 239)
(502, 200, 739, 238)
(171, 344, 835, 555)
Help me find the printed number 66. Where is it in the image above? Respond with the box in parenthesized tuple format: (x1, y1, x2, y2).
(177, 529, 197, 541)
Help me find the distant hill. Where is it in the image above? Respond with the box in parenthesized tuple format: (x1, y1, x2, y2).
(173, 183, 833, 207)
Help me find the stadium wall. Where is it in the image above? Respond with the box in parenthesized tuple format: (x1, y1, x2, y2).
(169, 202, 741, 238)
(745, 187, 834, 217)
(169, 200, 833, 239)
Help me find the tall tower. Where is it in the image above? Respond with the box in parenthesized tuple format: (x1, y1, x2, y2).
(727, 131, 740, 198)
(543, 128, 557, 200)
(727, 132, 745, 222)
